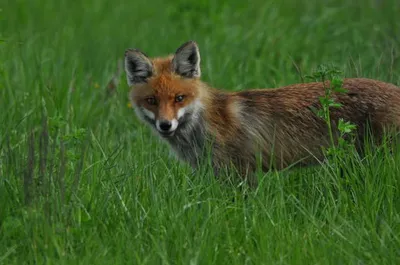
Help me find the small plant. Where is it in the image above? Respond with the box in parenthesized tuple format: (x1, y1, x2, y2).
(305, 64, 357, 159)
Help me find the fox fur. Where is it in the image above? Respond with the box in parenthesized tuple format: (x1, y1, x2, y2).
(124, 41, 400, 185)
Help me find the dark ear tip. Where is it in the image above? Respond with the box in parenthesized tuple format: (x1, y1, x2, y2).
(124, 48, 146, 57)
(186, 40, 198, 49)
(176, 40, 199, 53)
(124, 49, 135, 57)
(186, 40, 197, 46)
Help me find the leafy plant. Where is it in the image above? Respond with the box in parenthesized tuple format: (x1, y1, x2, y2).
(306, 64, 357, 159)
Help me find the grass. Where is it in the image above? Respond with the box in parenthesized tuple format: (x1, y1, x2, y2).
(1, 0, 400, 264)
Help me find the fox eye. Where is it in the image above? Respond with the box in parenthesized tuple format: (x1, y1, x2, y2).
(175, 95, 185, 102)
(146, 97, 156, 105)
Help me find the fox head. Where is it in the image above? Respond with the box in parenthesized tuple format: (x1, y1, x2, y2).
(124, 41, 205, 137)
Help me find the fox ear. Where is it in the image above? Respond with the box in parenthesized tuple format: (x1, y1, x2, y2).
(124, 49, 153, 86)
(172, 41, 201, 78)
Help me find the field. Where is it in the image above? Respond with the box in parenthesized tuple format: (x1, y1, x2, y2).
(1, 0, 400, 264)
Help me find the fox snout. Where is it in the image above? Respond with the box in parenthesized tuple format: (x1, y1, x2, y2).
(156, 118, 178, 136)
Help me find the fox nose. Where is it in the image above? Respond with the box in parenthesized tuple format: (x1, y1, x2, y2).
(159, 120, 172, 131)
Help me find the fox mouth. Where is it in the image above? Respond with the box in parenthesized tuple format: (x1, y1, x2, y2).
(159, 130, 175, 137)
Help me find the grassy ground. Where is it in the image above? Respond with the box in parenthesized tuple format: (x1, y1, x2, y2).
(1, 0, 400, 264)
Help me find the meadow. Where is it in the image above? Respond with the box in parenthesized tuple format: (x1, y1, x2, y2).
(1, 0, 399, 264)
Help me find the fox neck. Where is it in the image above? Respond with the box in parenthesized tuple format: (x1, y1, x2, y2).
(164, 108, 207, 168)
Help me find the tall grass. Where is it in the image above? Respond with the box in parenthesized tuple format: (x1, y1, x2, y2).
(0, 0, 399, 264)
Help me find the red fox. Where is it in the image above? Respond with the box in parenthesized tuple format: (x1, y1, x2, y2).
(124, 41, 400, 186)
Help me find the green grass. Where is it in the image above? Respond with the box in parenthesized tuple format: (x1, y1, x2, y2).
(1, 0, 400, 264)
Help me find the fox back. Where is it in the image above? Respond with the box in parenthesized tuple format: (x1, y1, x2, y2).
(124, 41, 400, 185)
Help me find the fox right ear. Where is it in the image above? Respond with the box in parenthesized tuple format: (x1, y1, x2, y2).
(172, 41, 201, 78)
(124, 49, 153, 86)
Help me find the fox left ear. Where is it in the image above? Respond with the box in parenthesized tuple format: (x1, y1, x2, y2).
(124, 49, 153, 86)
(172, 41, 201, 78)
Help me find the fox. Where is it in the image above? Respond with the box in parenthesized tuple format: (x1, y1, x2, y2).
(124, 40, 400, 186)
